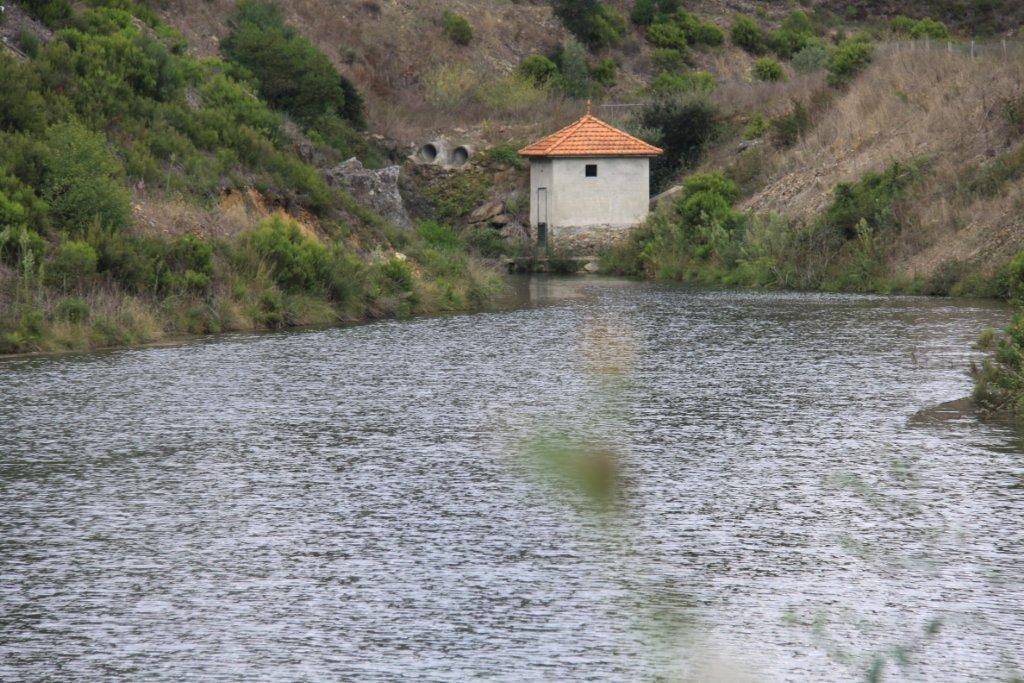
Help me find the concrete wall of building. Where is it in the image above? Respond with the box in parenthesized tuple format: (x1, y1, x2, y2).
(528, 158, 553, 229)
(528, 157, 650, 233)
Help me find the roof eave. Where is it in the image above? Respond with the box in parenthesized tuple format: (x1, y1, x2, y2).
(519, 151, 663, 159)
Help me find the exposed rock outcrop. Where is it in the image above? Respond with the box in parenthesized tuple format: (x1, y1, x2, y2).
(323, 158, 413, 230)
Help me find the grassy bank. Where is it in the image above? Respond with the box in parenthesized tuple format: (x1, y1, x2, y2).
(601, 163, 1011, 297)
(1, 216, 501, 355)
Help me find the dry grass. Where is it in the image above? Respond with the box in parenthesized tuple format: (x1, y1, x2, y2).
(156, 0, 566, 144)
(734, 45, 1024, 277)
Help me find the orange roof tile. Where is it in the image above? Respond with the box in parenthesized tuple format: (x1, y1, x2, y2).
(518, 108, 663, 159)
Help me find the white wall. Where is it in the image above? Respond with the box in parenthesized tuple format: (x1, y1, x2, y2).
(529, 157, 651, 232)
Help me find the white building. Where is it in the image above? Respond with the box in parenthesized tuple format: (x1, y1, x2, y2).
(519, 105, 663, 242)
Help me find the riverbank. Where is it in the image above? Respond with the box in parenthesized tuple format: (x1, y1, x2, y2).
(0, 215, 503, 356)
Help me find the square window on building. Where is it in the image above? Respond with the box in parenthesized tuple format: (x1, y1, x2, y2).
(585, 164, 598, 177)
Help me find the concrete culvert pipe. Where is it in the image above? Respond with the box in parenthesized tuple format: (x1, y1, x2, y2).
(418, 141, 448, 165)
(451, 145, 473, 166)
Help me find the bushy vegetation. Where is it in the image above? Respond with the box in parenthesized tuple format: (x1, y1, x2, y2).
(891, 16, 950, 39)
(731, 15, 768, 55)
(513, 41, 618, 100)
(732, 11, 822, 60)
(648, 69, 715, 96)
(518, 54, 559, 86)
(643, 10, 722, 53)
(0, 0, 501, 354)
(792, 43, 830, 73)
(601, 162, 923, 292)
(971, 258, 1024, 416)
(827, 38, 874, 86)
(752, 57, 784, 82)
(632, 98, 719, 193)
(442, 11, 473, 46)
(222, 0, 365, 130)
(550, 0, 625, 50)
(629, 0, 679, 26)
(21, 0, 72, 27)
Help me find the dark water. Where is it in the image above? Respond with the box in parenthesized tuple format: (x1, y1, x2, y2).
(1, 278, 1022, 681)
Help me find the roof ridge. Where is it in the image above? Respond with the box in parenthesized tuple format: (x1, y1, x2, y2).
(518, 111, 663, 158)
(544, 116, 590, 155)
(587, 115, 658, 150)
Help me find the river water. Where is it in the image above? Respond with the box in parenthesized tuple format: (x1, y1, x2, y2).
(1, 277, 1022, 681)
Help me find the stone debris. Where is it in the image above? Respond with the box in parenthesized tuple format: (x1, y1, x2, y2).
(323, 158, 413, 230)
(469, 200, 504, 223)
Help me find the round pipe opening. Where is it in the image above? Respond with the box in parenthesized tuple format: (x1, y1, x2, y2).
(419, 143, 439, 163)
(451, 146, 471, 166)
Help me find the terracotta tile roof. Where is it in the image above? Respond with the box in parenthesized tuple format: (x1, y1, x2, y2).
(518, 110, 663, 158)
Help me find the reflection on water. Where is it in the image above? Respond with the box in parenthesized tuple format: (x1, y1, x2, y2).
(1, 277, 1022, 681)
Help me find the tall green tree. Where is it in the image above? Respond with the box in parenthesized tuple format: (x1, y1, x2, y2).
(222, 0, 365, 128)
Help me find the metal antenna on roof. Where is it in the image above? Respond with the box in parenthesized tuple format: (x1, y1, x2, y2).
(586, 99, 592, 116)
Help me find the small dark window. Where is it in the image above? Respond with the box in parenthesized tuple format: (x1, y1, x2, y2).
(585, 164, 598, 178)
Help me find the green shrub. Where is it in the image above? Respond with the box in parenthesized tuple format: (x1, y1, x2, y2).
(827, 39, 874, 86)
(823, 161, 918, 239)
(635, 98, 719, 192)
(781, 10, 815, 35)
(167, 234, 213, 278)
(891, 16, 949, 39)
(0, 55, 47, 134)
(971, 312, 1024, 416)
(648, 69, 715, 95)
(768, 29, 814, 59)
(630, 0, 679, 26)
(442, 11, 473, 46)
(676, 11, 724, 46)
(0, 225, 46, 270)
(771, 101, 810, 147)
(590, 58, 616, 88)
(464, 226, 508, 258)
(890, 16, 917, 36)
(244, 216, 329, 293)
(731, 15, 767, 54)
(379, 257, 414, 293)
(222, 0, 365, 128)
(23, 0, 72, 27)
(57, 297, 91, 323)
(682, 172, 739, 203)
(963, 143, 1024, 197)
(555, 40, 593, 99)
(518, 54, 558, 85)
(792, 43, 830, 73)
(911, 19, 949, 39)
(422, 170, 490, 223)
(646, 21, 688, 51)
(47, 240, 98, 288)
(551, 0, 625, 49)
(17, 30, 41, 58)
(41, 121, 132, 235)
(417, 220, 462, 249)
(630, 0, 657, 26)
(752, 57, 784, 82)
(651, 48, 687, 72)
(743, 114, 769, 139)
(485, 142, 526, 168)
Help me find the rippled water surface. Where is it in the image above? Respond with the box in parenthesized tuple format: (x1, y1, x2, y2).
(2, 278, 1023, 681)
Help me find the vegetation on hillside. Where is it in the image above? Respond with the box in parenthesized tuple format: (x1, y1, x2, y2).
(0, 0, 500, 354)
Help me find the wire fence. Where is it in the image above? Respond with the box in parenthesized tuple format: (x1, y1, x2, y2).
(883, 38, 1024, 61)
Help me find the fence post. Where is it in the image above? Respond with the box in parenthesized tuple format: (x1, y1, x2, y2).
(1004, 38, 1008, 59)
(971, 40, 976, 60)
(947, 40, 952, 54)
